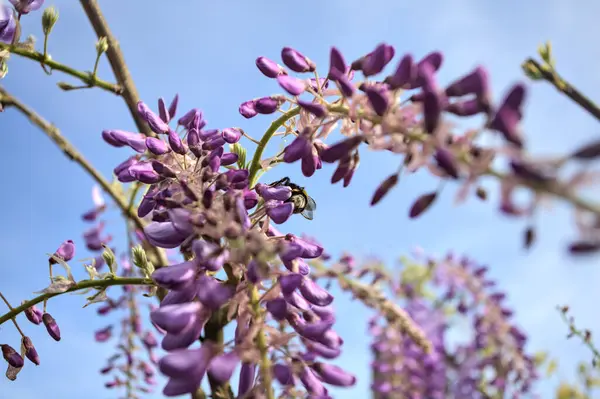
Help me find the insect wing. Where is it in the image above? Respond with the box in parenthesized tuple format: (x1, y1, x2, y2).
(301, 196, 316, 220)
(305, 196, 317, 211)
(301, 208, 314, 220)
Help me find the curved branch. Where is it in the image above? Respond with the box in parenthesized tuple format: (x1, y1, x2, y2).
(0, 86, 168, 268)
(79, 0, 153, 137)
(0, 42, 121, 94)
(0, 276, 154, 325)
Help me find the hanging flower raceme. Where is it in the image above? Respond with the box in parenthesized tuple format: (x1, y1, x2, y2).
(367, 251, 540, 398)
(99, 96, 355, 397)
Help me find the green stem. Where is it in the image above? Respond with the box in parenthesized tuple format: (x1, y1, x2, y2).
(0, 42, 121, 94)
(41, 34, 51, 75)
(248, 107, 301, 188)
(250, 285, 274, 399)
(525, 58, 600, 122)
(0, 277, 154, 326)
(92, 51, 102, 79)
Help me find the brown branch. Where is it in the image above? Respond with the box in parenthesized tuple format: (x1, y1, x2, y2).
(79, 0, 153, 137)
(0, 86, 167, 268)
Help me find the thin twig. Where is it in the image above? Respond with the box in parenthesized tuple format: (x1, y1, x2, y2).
(0, 292, 26, 336)
(0, 42, 121, 94)
(526, 58, 600, 122)
(0, 277, 154, 326)
(79, 0, 153, 137)
(0, 86, 168, 268)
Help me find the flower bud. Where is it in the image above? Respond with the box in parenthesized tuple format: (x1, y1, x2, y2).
(222, 127, 243, 144)
(277, 75, 306, 96)
(328, 46, 347, 79)
(409, 191, 437, 218)
(370, 174, 398, 206)
(49, 239, 75, 265)
(145, 137, 170, 155)
(297, 100, 327, 118)
(281, 47, 316, 73)
(42, 313, 61, 341)
(255, 96, 284, 115)
(256, 56, 287, 78)
(101, 245, 117, 273)
(239, 100, 257, 119)
(1, 344, 23, 368)
(21, 336, 40, 365)
(95, 36, 109, 54)
(23, 303, 43, 325)
(42, 6, 59, 36)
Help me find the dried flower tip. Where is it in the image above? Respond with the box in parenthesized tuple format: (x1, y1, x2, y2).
(409, 192, 437, 218)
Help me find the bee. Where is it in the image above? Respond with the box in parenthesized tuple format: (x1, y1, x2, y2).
(268, 177, 317, 220)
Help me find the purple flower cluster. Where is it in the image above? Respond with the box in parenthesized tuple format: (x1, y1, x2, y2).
(367, 251, 540, 398)
(240, 45, 580, 250)
(101, 95, 355, 397)
(80, 186, 111, 269)
(79, 189, 160, 395)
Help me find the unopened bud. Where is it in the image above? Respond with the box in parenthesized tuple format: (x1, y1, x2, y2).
(1, 344, 24, 368)
(42, 313, 61, 341)
(132, 245, 148, 269)
(101, 245, 117, 274)
(21, 337, 40, 365)
(42, 6, 59, 35)
(22, 302, 43, 325)
(57, 81, 78, 91)
(521, 59, 543, 81)
(96, 36, 109, 54)
(538, 41, 553, 64)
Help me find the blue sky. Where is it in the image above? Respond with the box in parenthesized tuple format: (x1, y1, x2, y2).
(2, 0, 600, 397)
